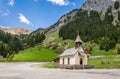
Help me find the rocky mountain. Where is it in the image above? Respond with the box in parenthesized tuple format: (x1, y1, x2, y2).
(33, 0, 120, 34)
(81, 0, 117, 12)
(0, 26, 32, 35)
(82, 0, 120, 25)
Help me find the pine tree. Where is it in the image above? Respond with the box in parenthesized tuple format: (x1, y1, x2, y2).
(114, 1, 120, 10)
(118, 11, 120, 21)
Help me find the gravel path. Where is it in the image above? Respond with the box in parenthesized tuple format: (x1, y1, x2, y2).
(0, 62, 120, 79)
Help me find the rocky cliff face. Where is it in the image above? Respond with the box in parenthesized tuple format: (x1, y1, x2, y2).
(82, 0, 120, 25)
(0, 26, 32, 35)
(81, 0, 117, 12)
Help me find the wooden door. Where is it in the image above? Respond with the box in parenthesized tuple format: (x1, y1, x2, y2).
(80, 58, 83, 65)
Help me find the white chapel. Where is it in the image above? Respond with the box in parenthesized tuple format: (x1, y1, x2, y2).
(59, 35, 88, 66)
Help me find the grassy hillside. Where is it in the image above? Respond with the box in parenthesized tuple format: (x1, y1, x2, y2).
(44, 31, 74, 47)
(12, 46, 59, 62)
(43, 31, 74, 54)
(43, 31, 115, 56)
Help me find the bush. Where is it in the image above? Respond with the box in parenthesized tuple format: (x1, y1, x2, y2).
(54, 48, 64, 54)
(115, 43, 120, 54)
(99, 37, 116, 51)
(85, 44, 93, 51)
(51, 44, 59, 50)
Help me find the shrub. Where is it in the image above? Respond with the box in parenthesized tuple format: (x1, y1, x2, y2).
(54, 48, 64, 54)
(115, 43, 120, 54)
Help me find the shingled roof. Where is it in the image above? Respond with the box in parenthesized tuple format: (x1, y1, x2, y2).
(60, 46, 86, 57)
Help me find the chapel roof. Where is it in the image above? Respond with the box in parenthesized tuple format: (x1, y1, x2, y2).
(60, 46, 86, 57)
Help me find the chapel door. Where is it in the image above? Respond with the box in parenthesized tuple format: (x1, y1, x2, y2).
(80, 58, 83, 65)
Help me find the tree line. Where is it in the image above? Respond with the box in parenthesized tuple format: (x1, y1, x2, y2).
(0, 30, 45, 58)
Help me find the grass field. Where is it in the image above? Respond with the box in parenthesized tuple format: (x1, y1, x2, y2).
(12, 46, 59, 62)
(42, 62, 58, 68)
(88, 55, 120, 69)
(91, 45, 115, 56)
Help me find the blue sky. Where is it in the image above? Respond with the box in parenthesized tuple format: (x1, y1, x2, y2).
(0, 0, 86, 30)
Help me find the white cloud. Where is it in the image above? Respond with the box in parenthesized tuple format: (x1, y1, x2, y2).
(1, 10, 10, 16)
(8, 0, 15, 6)
(19, 13, 32, 25)
(47, 0, 69, 6)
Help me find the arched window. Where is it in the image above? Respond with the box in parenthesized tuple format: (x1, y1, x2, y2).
(68, 58, 70, 64)
(63, 58, 64, 65)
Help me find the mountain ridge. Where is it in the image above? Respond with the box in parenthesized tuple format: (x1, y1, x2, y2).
(0, 25, 32, 35)
(33, 0, 120, 34)
(32, 9, 78, 34)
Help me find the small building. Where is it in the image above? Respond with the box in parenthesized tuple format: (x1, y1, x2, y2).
(58, 35, 91, 69)
(53, 57, 59, 62)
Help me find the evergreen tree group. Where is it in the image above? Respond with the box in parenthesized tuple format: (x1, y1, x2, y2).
(27, 32, 45, 47)
(0, 30, 23, 57)
(59, 8, 120, 51)
(0, 30, 45, 58)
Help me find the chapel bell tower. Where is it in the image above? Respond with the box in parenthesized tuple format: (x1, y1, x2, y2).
(75, 35, 82, 48)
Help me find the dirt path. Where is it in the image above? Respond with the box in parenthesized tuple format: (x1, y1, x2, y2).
(0, 62, 120, 79)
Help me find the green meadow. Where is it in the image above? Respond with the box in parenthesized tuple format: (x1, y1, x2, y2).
(91, 45, 115, 56)
(12, 46, 59, 62)
(88, 55, 120, 69)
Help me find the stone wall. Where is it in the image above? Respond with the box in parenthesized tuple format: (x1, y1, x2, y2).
(55, 64, 94, 69)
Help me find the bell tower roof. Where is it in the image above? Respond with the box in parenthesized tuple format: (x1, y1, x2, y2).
(75, 35, 82, 43)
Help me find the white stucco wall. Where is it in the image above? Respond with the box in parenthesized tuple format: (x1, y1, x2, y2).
(60, 55, 75, 65)
(74, 53, 80, 65)
(83, 55, 88, 65)
(75, 52, 88, 65)
(60, 53, 88, 65)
